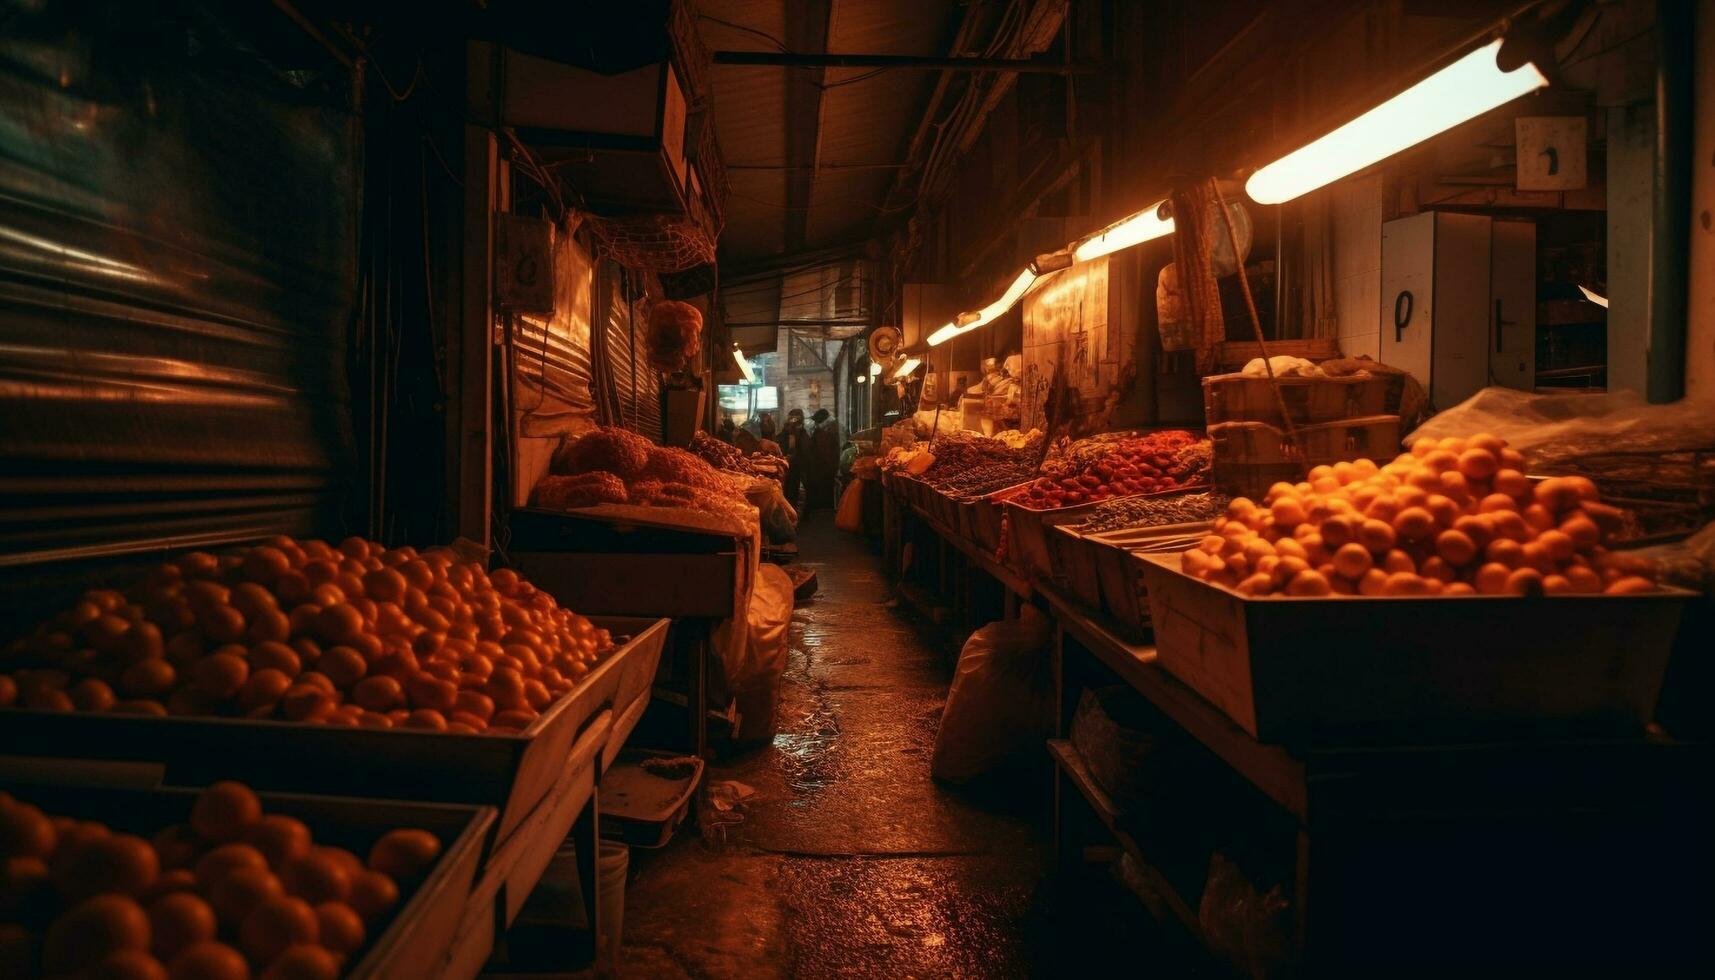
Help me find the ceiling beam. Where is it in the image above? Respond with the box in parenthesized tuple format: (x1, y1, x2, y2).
(781, 0, 835, 256)
(713, 51, 1094, 73)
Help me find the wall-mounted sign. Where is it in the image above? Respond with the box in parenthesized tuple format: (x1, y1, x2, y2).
(1515, 116, 1587, 191)
(1020, 256, 1112, 431)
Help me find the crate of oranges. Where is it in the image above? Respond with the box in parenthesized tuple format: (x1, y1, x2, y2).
(0, 779, 491, 979)
(1135, 434, 1692, 741)
(0, 537, 669, 846)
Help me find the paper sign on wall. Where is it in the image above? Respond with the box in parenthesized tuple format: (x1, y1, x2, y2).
(1515, 116, 1587, 191)
(1020, 257, 1111, 431)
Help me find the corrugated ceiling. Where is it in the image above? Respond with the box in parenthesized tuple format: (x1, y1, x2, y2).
(695, 0, 959, 263)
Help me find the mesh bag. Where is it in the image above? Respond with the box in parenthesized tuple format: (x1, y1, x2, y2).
(584, 211, 717, 273)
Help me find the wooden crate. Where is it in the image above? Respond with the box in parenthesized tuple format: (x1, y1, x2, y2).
(0, 781, 492, 980)
(0, 618, 666, 847)
(1217, 338, 1341, 370)
(1047, 524, 1106, 610)
(1089, 523, 1213, 639)
(1203, 372, 1396, 425)
(1137, 554, 1692, 742)
(1210, 416, 1400, 500)
(1003, 498, 1109, 583)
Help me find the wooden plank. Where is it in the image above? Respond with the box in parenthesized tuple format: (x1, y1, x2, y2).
(1039, 583, 1308, 823)
(511, 551, 738, 618)
(1048, 739, 1202, 938)
(911, 504, 1031, 598)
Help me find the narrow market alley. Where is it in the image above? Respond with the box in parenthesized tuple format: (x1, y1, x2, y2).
(610, 516, 1182, 979)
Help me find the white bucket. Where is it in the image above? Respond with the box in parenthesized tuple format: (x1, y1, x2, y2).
(596, 841, 629, 973)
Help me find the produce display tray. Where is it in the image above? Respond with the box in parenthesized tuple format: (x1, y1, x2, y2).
(1047, 522, 1212, 639)
(1137, 554, 1692, 743)
(0, 780, 494, 980)
(599, 748, 705, 849)
(1007, 487, 1206, 585)
(0, 617, 667, 848)
(957, 483, 1030, 555)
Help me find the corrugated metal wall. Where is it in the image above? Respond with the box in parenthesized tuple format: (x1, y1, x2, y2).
(598, 261, 662, 440)
(0, 3, 358, 624)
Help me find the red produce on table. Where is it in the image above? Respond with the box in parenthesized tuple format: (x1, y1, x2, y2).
(1006, 430, 1208, 509)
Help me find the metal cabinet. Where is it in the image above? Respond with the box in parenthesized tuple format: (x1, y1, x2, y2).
(1381, 212, 1540, 408)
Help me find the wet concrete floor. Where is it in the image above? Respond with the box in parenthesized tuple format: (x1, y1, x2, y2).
(601, 514, 1176, 979)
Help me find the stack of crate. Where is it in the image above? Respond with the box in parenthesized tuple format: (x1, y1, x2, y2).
(1202, 372, 1403, 500)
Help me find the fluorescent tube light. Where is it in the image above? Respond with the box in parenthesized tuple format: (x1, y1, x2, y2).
(890, 356, 921, 381)
(1246, 40, 1547, 205)
(1072, 201, 1174, 263)
(868, 361, 882, 377)
(732, 344, 757, 385)
(927, 268, 1038, 347)
(1577, 285, 1608, 309)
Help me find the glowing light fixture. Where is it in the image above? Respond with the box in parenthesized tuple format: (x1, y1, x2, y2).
(1072, 201, 1174, 263)
(1577, 285, 1608, 309)
(732, 344, 757, 385)
(927, 268, 1038, 347)
(856, 373, 868, 384)
(889, 356, 922, 381)
(1246, 40, 1547, 205)
(868, 361, 882, 378)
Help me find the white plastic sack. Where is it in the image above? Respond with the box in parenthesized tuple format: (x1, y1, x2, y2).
(1405, 388, 1715, 468)
(931, 607, 1055, 782)
(733, 563, 794, 742)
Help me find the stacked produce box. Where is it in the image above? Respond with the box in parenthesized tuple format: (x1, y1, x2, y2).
(1203, 358, 1401, 500)
(1142, 433, 1688, 740)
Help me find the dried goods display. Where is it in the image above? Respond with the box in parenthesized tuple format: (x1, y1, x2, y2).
(917, 430, 1043, 497)
(689, 431, 783, 483)
(1182, 433, 1663, 597)
(0, 537, 615, 733)
(1073, 491, 1233, 535)
(536, 427, 759, 529)
(1007, 430, 1207, 509)
(0, 781, 436, 978)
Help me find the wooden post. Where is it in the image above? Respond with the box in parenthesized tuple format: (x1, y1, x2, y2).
(456, 41, 498, 552)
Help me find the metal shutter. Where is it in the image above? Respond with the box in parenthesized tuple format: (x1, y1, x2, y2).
(0, 5, 358, 626)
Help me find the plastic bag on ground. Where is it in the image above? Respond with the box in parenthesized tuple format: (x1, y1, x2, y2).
(834, 480, 865, 533)
(732, 563, 794, 743)
(931, 607, 1055, 782)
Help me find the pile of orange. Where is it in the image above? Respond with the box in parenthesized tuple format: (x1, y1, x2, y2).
(0, 537, 614, 733)
(0, 781, 439, 979)
(1183, 433, 1660, 597)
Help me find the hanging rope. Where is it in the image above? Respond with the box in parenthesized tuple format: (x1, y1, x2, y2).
(1208, 178, 1305, 472)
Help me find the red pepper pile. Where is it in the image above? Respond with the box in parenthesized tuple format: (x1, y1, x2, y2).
(1007, 430, 1205, 509)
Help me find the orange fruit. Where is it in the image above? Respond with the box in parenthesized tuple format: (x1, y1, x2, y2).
(166, 940, 249, 980)
(54, 831, 159, 900)
(0, 675, 15, 708)
(279, 851, 350, 904)
(149, 868, 198, 897)
(240, 893, 319, 966)
(151, 824, 204, 871)
(244, 816, 312, 869)
(258, 943, 339, 980)
(192, 653, 249, 700)
(317, 646, 368, 688)
(247, 642, 302, 677)
(0, 854, 50, 916)
(87, 949, 169, 980)
(192, 783, 262, 843)
(367, 829, 440, 884)
(315, 604, 363, 646)
(69, 677, 118, 712)
(43, 893, 151, 974)
(149, 891, 218, 959)
(193, 843, 268, 892)
(247, 609, 292, 645)
(209, 865, 283, 927)
(351, 675, 403, 712)
(345, 870, 398, 921)
(401, 708, 447, 731)
(0, 799, 57, 857)
(280, 685, 335, 723)
(313, 901, 365, 954)
(405, 675, 456, 712)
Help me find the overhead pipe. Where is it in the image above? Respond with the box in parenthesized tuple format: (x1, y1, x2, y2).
(712, 52, 1096, 73)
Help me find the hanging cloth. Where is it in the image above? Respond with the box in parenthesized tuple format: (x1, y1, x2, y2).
(1168, 181, 1227, 375)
